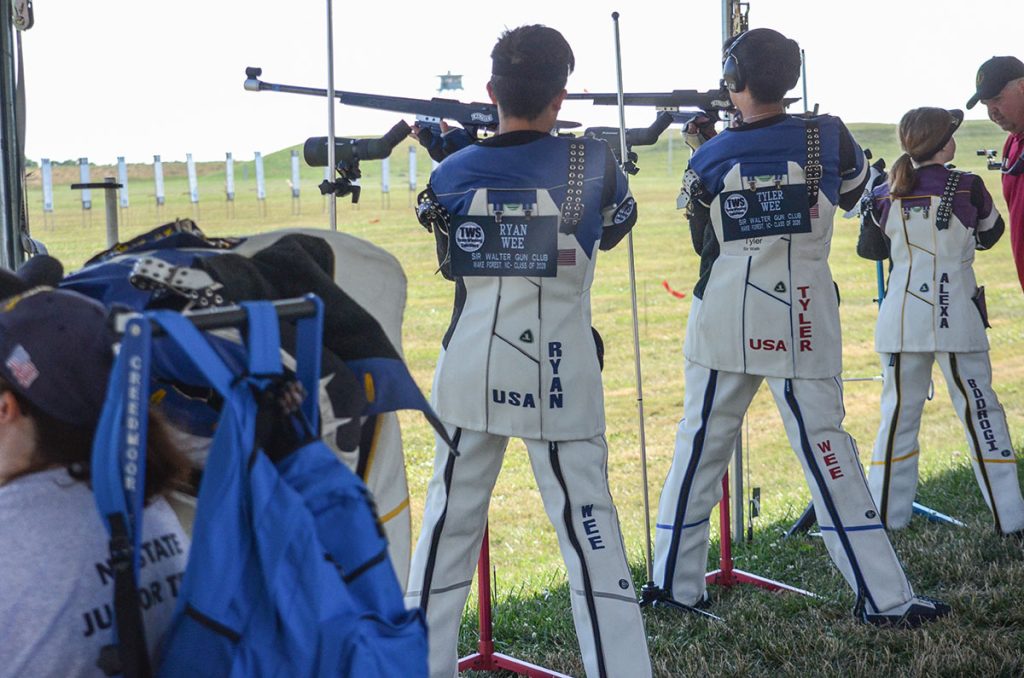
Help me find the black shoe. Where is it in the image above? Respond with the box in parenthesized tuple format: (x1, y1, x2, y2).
(859, 596, 951, 629)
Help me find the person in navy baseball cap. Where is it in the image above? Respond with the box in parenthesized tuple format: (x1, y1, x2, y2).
(0, 287, 114, 428)
(0, 286, 192, 676)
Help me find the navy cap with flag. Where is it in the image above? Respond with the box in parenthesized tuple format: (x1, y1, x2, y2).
(0, 287, 114, 427)
(967, 56, 1024, 109)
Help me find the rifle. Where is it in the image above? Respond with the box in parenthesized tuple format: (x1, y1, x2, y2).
(244, 67, 581, 140)
(568, 86, 800, 120)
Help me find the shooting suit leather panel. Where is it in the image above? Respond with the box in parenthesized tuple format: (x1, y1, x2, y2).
(868, 352, 1024, 532)
(868, 166, 1002, 354)
(406, 429, 648, 678)
(407, 133, 650, 678)
(656, 115, 916, 613)
(684, 115, 867, 303)
(864, 169, 1024, 533)
(683, 115, 866, 380)
(428, 134, 634, 441)
(653, 332, 914, 612)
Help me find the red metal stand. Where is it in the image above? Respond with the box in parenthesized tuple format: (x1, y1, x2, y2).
(458, 524, 572, 677)
(705, 471, 817, 596)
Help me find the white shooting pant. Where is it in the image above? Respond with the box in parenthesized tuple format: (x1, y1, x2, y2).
(405, 426, 651, 678)
(869, 351, 1024, 533)
(653, 361, 914, 614)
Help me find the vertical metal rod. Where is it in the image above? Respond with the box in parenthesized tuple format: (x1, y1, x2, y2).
(732, 434, 744, 543)
(103, 177, 119, 247)
(476, 524, 494, 659)
(722, 0, 746, 544)
(0, 0, 23, 268)
(875, 260, 886, 305)
(611, 11, 654, 583)
(722, 0, 731, 44)
(325, 0, 337, 231)
(719, 472, 733, 579)
(801, 49, 809, 113)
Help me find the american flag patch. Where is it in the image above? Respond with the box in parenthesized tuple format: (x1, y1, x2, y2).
(6, 344, 38, 389)
(557, 249, 576, 266)
(809, 204, 819, 219)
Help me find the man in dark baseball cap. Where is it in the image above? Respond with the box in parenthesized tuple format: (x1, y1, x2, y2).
(968, 56, 1024, 109)
(969, 56, 1024, 295)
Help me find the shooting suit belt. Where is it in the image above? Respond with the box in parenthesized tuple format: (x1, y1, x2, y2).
(805, 122, 823, 207)
(559, 139, 587, 233)
(405, 425, 652, 678)
(868, 351, 1024, 533)
(652, 351, 915, 613)
(935, 170, 963, 231)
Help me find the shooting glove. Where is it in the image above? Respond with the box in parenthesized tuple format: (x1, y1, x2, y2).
(684, 114, 718, 152)
(416, 187, 454, 280)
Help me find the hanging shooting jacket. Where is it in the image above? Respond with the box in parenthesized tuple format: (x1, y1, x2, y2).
(859, 165, 1005, 353)
(424, 131, 636, 439)
(679, 114, 867, 379)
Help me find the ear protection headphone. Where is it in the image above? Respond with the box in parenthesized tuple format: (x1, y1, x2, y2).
(722, 31, 752, 93)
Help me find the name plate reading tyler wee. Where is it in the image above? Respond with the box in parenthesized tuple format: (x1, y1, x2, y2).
(719, 184, 811, 242)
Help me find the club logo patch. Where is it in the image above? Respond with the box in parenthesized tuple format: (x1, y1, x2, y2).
(723, 193, 749, 219)
(613, 197, 636, 225)
(454, 221, 485, 252)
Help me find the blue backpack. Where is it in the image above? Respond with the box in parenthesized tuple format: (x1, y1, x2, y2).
(91, 297, 428, 677)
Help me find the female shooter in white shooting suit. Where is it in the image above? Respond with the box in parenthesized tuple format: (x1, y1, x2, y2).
(859, 106, 1024, 535)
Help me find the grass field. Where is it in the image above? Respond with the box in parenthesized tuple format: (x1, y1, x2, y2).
(26, 120, 1024, 676)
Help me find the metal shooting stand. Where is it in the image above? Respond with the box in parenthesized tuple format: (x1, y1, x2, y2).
(458, 525, 571, 678)
(707, 471, 816, 596)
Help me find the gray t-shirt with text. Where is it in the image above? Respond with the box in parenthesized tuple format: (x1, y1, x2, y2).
(0, 468, 189, 677)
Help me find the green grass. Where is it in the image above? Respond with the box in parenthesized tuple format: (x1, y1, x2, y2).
(26, 120, 1024, 676)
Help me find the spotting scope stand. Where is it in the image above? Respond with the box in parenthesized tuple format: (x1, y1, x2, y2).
(786, 500, 965, 537)
(642, 470, 816, 618)
(458, 524, 571, 678)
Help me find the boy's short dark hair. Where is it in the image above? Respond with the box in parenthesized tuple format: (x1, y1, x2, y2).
(490, 25, 575, 120)
(724, 28, 801, 104)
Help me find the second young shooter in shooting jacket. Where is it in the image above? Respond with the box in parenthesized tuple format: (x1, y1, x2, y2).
(408, 25, 651, 678)
(651, 28, 949, 627)
(859, 107, 1024, 535)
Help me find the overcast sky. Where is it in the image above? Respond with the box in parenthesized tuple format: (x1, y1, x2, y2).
(20, 0, 1024, 164)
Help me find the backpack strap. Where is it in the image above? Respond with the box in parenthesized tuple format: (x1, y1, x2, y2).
(805, 121, 823, 207)
(292, 296, 324, 430)
(559, 139, 587, 234)
(245, 302, 283, 379)
(935, 169, 963, 231)
(91, 316, 154, 678)
(149, 311, 237, 399)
